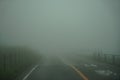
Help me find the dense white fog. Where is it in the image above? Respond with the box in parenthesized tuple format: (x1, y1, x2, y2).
(0, 0, 120, 54)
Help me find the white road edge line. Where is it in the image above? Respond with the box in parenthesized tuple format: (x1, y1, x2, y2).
(22, 64, 39, 80)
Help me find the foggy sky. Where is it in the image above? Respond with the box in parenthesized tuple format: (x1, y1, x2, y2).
(0, 0, 120, 54)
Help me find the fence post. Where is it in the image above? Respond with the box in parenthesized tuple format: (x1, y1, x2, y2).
(98, 51, 101, 60)
(3, 54, 6, 72)
(112, 55, 115, 64)
(104, 54, 107, 62)
(93, 52, 96, 59)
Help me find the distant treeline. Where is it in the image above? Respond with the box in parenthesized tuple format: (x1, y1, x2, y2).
(0, 46, 41, 80)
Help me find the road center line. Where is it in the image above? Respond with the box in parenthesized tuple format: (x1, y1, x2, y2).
(69, 64, 89, 80)
(22, 64, 39, 80)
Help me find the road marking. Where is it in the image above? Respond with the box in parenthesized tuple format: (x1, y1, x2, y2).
(69, 64, 89, 80)
(22, 65, 39, 80)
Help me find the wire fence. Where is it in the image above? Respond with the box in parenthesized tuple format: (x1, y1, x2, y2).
(0, 46, 40, 80)
(93, 51, 120, 66)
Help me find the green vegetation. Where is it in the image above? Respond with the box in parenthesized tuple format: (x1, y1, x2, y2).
(0, 46, 41, 80)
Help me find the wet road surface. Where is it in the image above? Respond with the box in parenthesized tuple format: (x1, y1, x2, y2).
(17, 54, 120, 80)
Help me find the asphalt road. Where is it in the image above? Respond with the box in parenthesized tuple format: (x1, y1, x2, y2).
(18, 54, 120, 80)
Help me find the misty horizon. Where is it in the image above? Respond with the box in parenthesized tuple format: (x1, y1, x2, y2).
(0, 0, 119, 54)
